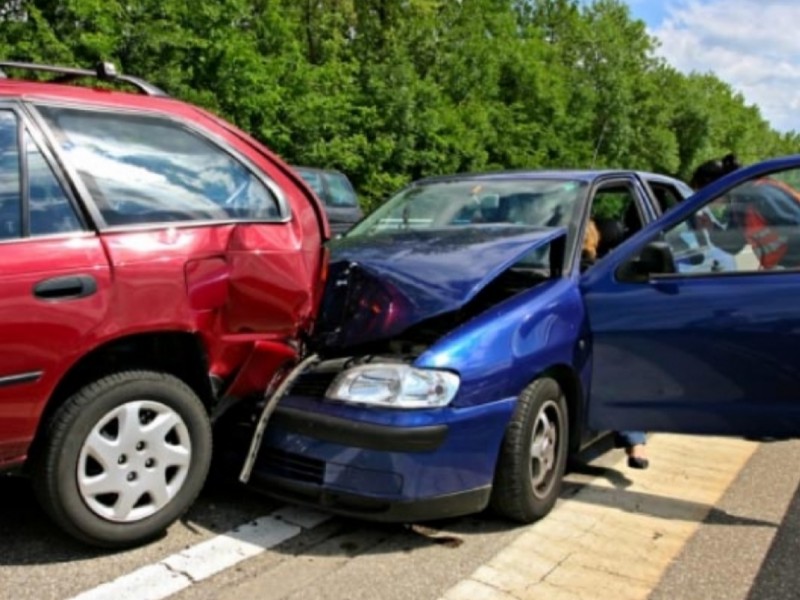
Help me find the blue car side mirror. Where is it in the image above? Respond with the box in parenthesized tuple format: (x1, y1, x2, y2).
(618, 241, 677, 281)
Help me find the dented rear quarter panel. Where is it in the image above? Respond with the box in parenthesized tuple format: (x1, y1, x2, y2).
(99, 223, 318, 387)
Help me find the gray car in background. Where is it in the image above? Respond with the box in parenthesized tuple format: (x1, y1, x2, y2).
(293, 166, 363, 235)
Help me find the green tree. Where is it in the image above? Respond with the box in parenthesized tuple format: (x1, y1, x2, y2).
(2, 0, 798, 210)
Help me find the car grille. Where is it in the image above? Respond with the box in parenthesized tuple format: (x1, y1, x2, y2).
(289, 371, 338, 398)
(256, 448, 325, 485)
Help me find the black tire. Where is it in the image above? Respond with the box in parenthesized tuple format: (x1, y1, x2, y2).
(32, 371, 212, 548)
(490, 377, 568, 523)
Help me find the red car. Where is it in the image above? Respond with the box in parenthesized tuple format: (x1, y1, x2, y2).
(0, 62, 328, 547)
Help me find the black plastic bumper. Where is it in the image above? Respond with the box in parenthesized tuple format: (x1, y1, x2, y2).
(248, 471, 492, 523)
(270, 406, 449, 452)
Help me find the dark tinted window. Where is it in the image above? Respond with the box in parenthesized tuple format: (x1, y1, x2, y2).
(37, 106, 281, 226)
(295, 167, 358, 208)
(296, 169, 325, 196)
(590, 184, 644, 257)
(0, 111, 21, 240)
(647, 180, 692, 214)
(26, 129, 82, 235)
(323, 172, 357, 207)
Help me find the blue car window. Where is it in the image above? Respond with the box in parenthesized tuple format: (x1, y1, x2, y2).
(664, 167, 800, 273)
(352, 179, 584, 234)
(0, 111, 21, 240)
(36, 106, 281, 227)
(648, 181, 690, 214)
(348, 179, 586, 273)
(589, 184, 644, 259)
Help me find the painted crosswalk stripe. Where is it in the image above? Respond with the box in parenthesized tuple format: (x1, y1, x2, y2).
(70, 506, 331, 600)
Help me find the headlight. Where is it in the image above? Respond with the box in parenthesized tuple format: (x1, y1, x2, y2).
(326, 364, 460, 409)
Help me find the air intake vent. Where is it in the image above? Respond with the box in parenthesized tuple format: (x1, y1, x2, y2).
(288, 371, 338, 398)
(256, 449, 325, 485)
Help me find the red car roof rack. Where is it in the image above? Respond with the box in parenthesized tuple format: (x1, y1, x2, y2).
(0, 60, 168, 97)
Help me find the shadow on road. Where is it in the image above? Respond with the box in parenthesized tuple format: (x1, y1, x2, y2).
(0, 472, 284, 566)
(746, 475, 800, 599)
(0, 475, 104, 563)
(5, 444, 770, 569)
(564, 479, 778, 529)
(567, 463, 634, 489)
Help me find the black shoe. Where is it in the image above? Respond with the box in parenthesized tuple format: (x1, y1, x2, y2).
(627, 456, 649, 470)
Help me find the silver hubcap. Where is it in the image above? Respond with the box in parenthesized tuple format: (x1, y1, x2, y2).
(529, 399, 561, 499)
(77, 400, 192, 523)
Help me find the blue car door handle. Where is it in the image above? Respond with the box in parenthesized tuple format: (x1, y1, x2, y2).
(33, 275, 97, 300)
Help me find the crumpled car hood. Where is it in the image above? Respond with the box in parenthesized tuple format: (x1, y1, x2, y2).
(314, 226, 565, 349)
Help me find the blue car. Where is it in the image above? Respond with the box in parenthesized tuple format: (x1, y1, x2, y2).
(238, 161, 800, 524)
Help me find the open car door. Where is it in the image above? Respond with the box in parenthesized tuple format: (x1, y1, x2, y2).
(581, 156, 800, 437)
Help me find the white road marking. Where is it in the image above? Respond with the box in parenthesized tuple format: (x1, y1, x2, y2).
(70, 507, 331, 600)
(72, 565, 190, 600)
(162, 516, 300, 581)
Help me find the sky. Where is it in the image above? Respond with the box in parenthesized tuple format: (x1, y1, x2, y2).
(623, 0, 800, 133)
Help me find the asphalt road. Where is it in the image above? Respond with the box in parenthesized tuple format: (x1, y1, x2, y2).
(0, 471, 525, 600)
(1, 436, 798, 600)
(651, 438, 800, 600)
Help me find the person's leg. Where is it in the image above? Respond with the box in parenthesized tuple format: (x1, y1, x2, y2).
(614, 431, 649, 469)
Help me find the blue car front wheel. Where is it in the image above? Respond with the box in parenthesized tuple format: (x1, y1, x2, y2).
(490, 377, 568, 523)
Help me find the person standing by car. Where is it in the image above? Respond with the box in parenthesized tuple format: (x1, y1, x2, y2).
(614, 432, 649, 469)
(583, 220, 649, 469)
(690, 153, 742, 191)
(692, 153, 800, 269)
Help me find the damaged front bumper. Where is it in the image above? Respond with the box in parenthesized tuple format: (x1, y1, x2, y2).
(231, 358, 516, 522)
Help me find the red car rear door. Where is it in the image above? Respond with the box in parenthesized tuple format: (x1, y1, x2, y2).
(0, 105, 112, 466)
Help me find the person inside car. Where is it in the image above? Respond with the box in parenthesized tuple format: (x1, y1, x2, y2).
(581, 217, 600, 268)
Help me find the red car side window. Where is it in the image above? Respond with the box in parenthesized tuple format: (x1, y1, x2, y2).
(36, 106, 281, 227)
(25, 128, 83, 236)
(0, 110, 21, 239)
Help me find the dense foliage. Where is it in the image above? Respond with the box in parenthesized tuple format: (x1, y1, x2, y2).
(3, 0, 798, 210)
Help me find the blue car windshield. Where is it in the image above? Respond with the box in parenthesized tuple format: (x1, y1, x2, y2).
(347, 178, 588, 267)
